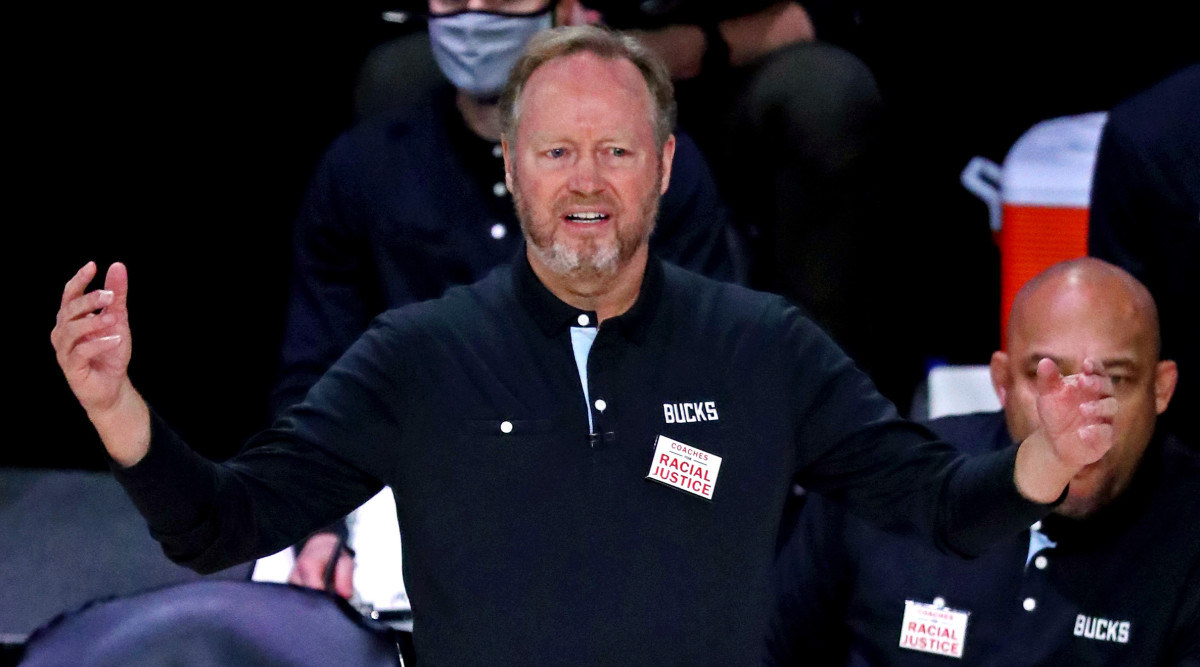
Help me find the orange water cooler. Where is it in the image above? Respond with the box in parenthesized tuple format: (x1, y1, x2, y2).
(961, 112, 1108, 348)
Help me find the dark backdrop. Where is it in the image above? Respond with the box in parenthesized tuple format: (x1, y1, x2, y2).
(15, 2, 1197, 469)
(17, 4, 406, 468)
(847, 1, 1197, 372)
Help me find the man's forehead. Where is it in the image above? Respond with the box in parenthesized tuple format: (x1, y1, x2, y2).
(533, 50, 640, 80)
(514, 52, 657, 145)
(521, 52, 649, 108)
(1009, 294, 1152, 363)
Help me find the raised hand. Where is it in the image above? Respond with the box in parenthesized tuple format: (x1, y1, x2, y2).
(51, 261, 150, 466)
(1035, 357, 1117, 468)
(1014, 357, 1117, 503)
(52, 262, 132, 413)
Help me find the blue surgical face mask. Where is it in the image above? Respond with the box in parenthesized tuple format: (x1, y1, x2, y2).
(428, 7, 554, 100)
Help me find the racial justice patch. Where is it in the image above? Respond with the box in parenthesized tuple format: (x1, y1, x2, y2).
(646, 435, 722, 500)
(899, 600, 969, 659)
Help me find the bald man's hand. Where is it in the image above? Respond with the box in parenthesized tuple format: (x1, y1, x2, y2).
(1013, 358, 1117, 503)
(51, 261, 151, 467)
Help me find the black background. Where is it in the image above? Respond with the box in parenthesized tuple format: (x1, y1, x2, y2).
(15, 2, 1197, 469)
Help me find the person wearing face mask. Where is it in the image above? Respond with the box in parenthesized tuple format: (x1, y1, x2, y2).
(426, 1, 553, 100)
(275, 0, 738, 600)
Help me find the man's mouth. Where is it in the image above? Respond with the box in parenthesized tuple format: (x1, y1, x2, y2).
(564, 211, 610, 224)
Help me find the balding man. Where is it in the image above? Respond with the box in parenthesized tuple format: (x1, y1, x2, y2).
(767, 258, 1198, 666)
(53, 28, 1116, 665)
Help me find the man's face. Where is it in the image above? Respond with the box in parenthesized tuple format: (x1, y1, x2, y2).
(503, 51, 674, 280)
(991, 276, 1176, 518)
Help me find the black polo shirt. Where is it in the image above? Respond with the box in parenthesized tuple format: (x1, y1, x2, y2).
(767, 411, 1200, 666)
(117, 257, 1052, 666)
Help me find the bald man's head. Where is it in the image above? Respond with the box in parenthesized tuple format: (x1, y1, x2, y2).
(991, 258, 1178, 518)
(1008, 257, 1162, 358)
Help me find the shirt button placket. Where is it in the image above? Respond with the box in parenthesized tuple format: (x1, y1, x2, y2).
(586, 332, 615, 449)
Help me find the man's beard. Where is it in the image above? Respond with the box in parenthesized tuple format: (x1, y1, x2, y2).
(513, 165, 662, 279)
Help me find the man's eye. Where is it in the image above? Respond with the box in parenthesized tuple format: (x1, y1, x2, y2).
(547, 148, 566, 158)
(611, 147, 628, 156)
(1111, 375, 1125, 386)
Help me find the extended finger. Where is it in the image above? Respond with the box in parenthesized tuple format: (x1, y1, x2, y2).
(1082, 357, 1108, 377)
(102, 262, 129, 316)
(56, 311, 122, 354)
(58, 289, 115, 324)
(1076, 371, 1115, 398)
(334, 553, 355, 599)
(1036, 358, 1063, 395)
(60, 262, 98, 309)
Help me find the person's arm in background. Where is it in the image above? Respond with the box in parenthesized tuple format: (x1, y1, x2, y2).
(1087, 113, 1152, 279)
(561, 1, 814, 79)
(636, 2, 814, 79)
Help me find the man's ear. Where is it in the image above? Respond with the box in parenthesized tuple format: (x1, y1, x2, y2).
(990, 350, 1011, 407)
(1153, 359, 1179, 415)
(502, 138, 513, 193)
(659, 134, 676, 195)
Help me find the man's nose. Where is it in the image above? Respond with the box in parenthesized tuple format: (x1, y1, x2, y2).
(567, 153, 605, 194)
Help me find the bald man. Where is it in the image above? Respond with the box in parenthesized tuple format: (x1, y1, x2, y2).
(767, 258, 1199, 666)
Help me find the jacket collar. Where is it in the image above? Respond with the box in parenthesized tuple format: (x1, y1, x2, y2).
(513, 251, 662, 345)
